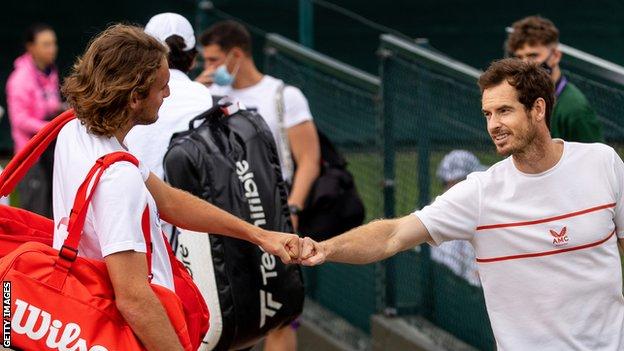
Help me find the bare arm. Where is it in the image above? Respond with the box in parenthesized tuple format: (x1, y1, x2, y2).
(106, 251, 183, 351)
(287, 121, 321, 210)
(145, 173, 300, 263)
(301, 214, 432, 265)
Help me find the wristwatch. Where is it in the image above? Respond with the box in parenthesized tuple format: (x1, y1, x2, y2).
(288, 204, 302, 216)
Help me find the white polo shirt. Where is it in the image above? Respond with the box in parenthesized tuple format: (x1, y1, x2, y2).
(127, 69, 213, 180)
(53, 119, 174, 290)
(210, 75, 313, 181)
(415, 141, 624, 350)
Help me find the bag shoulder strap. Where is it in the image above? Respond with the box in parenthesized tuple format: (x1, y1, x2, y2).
(61, 151, 154, 279)
(275, 81, 294, 179)
(0, 109, 76, 196)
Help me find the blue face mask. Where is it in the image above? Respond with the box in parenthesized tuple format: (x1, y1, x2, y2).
(213, 65, 234, 86)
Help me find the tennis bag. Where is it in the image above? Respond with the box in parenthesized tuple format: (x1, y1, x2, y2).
(164, 100, 304, 351)
(0, 110, 208, 350)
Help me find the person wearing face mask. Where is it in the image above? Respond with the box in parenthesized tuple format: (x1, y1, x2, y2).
(197, 21, 320, 235)
(6, 23, 63, 218)
(506, 15, 603, 143)
(196, 20, 320, 351)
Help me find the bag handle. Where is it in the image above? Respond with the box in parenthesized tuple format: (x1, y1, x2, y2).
(47, 151, 154, 288)
(62, 152, 152, 274)
(0, 109, 76, 197)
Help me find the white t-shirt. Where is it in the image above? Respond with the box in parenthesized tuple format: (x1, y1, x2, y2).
(210, 75, 313, 181)
(53, 119, 174, 290)
(126, 69, 213, 179)
(0, 166, 7, 206)
(415, 141, 624, 351)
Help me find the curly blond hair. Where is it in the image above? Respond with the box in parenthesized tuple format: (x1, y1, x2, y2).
(62, 24, 168, 137)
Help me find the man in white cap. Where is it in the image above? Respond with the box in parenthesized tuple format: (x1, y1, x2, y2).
(430, 150, 486, 286)
(126, 12, 212, 180)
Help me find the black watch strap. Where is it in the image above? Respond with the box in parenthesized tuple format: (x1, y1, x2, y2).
(288, 204, 302, 215)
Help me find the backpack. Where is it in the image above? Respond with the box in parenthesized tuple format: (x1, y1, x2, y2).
(163, 100, 304, 351)
(274, 84, 365, 241)
(297, 131, 366, 241)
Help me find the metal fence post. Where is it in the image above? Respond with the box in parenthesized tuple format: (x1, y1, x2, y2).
(299, 0, 314, 49)
(378, 47, 396, 314)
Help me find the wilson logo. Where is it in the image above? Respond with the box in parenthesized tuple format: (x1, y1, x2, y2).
(12, 299, 108, 351)
(550, 226, 569, 246)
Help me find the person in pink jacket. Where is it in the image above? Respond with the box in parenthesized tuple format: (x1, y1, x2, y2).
(5, 23, 62, 218)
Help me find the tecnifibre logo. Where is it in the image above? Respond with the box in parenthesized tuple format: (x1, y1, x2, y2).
(3, 281, 10, 347)
(236, 160, 283, 328)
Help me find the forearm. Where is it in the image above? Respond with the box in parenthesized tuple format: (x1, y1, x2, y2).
(322, 218, 402, 264)
(288, 159, 320, 208)
(117, 290, 183, 351)
(159, 186, 264, 245)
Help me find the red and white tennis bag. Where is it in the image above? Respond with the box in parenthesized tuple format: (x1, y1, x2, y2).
(0, 110, 209, 350)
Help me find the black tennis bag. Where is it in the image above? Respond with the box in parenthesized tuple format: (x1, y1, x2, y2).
(163, 100, 304, 351)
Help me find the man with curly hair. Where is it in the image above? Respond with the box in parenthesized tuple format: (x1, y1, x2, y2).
(54, 24, 301, 351)
(506, 15, 603, 142)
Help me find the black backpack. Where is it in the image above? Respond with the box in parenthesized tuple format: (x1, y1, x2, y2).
(297, 131, 366, 241)
(163, 101, 304, 351)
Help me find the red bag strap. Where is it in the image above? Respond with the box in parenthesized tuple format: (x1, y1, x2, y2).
(61, 152, 153, 279)
(0, 109, 76, 197)
(47, 151, 155, 288)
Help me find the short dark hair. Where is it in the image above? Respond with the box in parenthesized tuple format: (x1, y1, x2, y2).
(24, 23, 54, 45)
(478, 58, 555, 129)
(165, 34, 197, 73)
(199, 20, 252, 55)
(506, 16, 559, 54)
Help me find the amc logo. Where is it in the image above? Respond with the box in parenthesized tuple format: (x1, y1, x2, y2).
(550, 227, 569, 247)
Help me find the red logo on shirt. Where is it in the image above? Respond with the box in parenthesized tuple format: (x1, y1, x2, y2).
(550, 226, 569, 246)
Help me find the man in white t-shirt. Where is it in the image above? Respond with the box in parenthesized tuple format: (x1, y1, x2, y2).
(299, 59, 624, 350)
(57, 24, 301, 351)
(195, 20, 320, 351)
(197, 20, 320, 233)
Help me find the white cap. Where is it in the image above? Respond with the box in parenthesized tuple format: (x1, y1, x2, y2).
(436, 150, 487, 183)
(145, 12, 196, 51)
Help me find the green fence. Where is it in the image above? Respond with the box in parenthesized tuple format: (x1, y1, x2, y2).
(264, 33, 496, 350)
(264, 34, 385, 335)
(379, 34, 495, 351)
(559, 44, 624, 143)
(262, 31, 624, 351)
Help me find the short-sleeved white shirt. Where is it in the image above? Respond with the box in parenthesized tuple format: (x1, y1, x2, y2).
(415, 141, 624, 350)
(209, 75, 313, 181)
(53, 119, 174, 290)
(126, 69, 213, 179)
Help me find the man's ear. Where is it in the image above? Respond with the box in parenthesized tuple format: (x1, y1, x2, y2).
(551, 46, 562, 66)
(231, 47, 245, 60)
(129, 89, 141, 111)
(533, 97, 546, 123)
